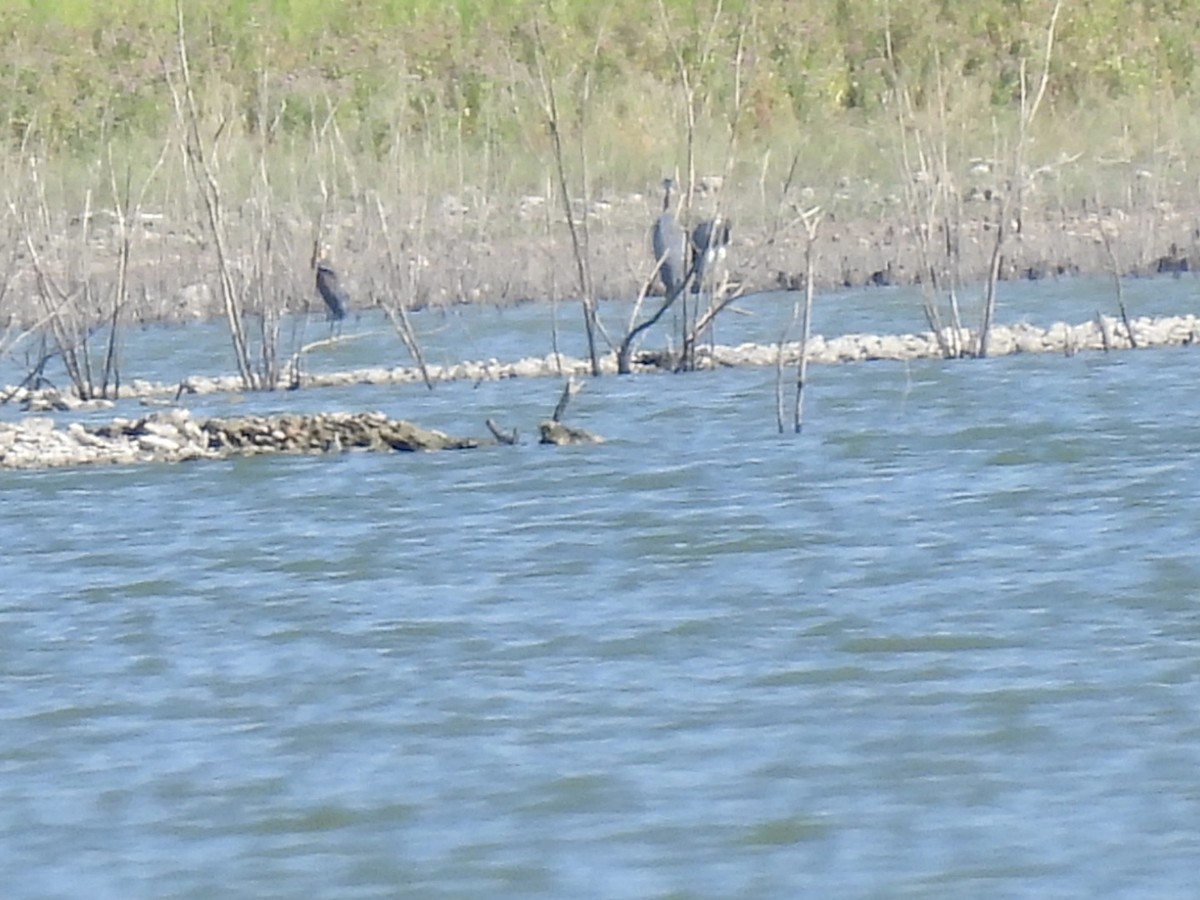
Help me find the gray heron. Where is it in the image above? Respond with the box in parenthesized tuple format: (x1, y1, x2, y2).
(651, 178, 688, 297)
(690, 216, 732, 293)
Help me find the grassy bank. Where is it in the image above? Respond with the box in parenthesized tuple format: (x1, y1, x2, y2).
(4, 0, 1199, 177)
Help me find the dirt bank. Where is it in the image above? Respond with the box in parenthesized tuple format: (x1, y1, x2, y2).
(2, 189, 1195, 328)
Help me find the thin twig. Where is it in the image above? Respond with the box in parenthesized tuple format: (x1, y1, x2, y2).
(1100, 227, 1138, 349)
(793, 209, 822, 434)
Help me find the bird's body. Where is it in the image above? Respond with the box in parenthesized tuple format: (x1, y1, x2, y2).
(652, 178, 688, 297)
(315, 262, 349, 321)
(313, 242, 350, 335)
(690, 216, 732, 293)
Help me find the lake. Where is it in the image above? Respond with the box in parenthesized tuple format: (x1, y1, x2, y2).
(2, 276, 1199, 897)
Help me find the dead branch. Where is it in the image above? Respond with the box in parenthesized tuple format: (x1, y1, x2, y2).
(551, 375, 582, 422)
(486, 418, 519, 445)
(1100, 227, 1138, 349)
(284, 331, 373, 389)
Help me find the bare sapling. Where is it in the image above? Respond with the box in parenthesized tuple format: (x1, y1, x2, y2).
(5, 124, 160, 401)
(371, 193, 434, 389)
(100, 147, 129, 398)
(0, 185, 80, 401)
(542, 171, 565, 376)
(1095, 310, 1113, 353)
(167, 0, 261, 389)
(0, 197, 17, 327)
(6, 155, 97, 397)
(1099, 226, 1138, 349)
(792, 209, 822, 433)
(532, 18, 602, 376)
(886, 34, 966, 359)
(658, 0, 700, 360)
(95, 132, 170, 398)
(774, 206, 822, 434)
(977, 0, 1062, 358)
(244, 69, 292, 389)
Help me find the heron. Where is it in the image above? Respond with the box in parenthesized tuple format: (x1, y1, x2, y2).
(651, 178, 688, 297)
(690, 216, 732, 294)
(313, 243, 350, 333)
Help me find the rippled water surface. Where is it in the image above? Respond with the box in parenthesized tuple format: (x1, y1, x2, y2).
(3, 278, 1200, 898)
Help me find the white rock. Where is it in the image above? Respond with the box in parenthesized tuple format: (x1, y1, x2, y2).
(137, 434, 180, 454)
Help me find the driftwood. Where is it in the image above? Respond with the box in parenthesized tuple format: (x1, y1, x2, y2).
(539, 420, 604, 445)
(539, 376, 603, 444)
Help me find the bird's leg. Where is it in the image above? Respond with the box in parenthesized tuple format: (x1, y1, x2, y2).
(679, 289, 689, 370)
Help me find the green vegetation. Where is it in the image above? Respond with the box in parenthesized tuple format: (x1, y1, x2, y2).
(1, 0, 1198, 194)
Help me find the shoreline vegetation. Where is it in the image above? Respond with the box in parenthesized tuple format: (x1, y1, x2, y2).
(2, 0, 1199, 403)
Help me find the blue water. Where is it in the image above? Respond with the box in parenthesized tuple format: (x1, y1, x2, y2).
(2, 277, 1200, 897)
(3, 273, 1196, 405)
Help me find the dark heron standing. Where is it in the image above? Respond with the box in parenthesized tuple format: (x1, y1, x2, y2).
(690, 216, 732, 294)
(651, 178, 688, 297)
(313, 243, 350, 332)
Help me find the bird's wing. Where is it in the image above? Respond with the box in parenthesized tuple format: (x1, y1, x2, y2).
(316, 265, 350, 318)
(317, 264, 341, 290)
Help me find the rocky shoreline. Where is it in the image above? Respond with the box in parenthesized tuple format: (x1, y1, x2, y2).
(3, 312, 1196, 470)
(0, 410, 480, 471)
(9, 311, 1199, 410)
